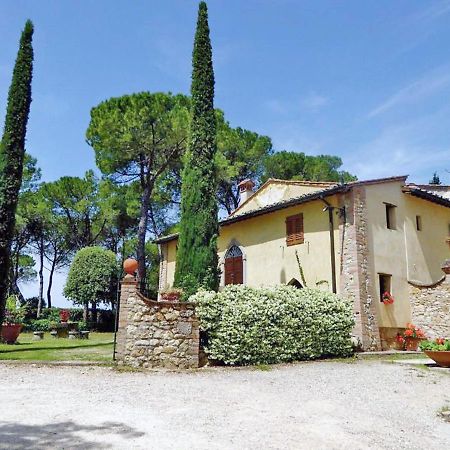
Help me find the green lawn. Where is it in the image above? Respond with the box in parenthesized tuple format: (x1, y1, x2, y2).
(0, 332, 114, 361)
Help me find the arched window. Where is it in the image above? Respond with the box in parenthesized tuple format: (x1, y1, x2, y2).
(288, 278, 303, 289)
(224, 245, 243, 285)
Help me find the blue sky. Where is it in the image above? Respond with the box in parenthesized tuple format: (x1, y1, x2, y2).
(1, 0, 450, 305)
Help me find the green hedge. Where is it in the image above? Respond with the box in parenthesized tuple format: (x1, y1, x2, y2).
(192, 285, 354, 365)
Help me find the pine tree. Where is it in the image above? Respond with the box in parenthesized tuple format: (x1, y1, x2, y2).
(0, 20, 34, 326)
(174, 2, 219, 295)
(429, 172, 442, 185)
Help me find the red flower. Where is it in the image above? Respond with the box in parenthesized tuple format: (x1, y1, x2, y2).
(404, 329, 413, 337)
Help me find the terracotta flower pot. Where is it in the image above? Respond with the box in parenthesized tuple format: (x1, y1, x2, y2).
(405, 337, 420, 351)
(1, 323, 22, 344)
(424, 351, 450, 368)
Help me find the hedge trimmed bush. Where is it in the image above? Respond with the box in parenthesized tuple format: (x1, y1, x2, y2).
(193, 285, 354, 365)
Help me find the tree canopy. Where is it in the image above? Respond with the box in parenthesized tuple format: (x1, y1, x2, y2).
(0, 20, 34, 325)
(174, 1, 220, 296)
(262, 151, 356, 184)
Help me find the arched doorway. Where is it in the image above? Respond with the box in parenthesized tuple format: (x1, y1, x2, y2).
(224, 245, 243, 285)
(288, 278, 303, 289)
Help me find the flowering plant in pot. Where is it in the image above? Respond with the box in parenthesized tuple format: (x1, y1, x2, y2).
(1, 296, 26, 344)
(420, 338, 450, 367)
(160, 287, 183, 302)
(59, 309, 70, 322)
(382, 292, 394, 305)
(400, 323, 425, 351)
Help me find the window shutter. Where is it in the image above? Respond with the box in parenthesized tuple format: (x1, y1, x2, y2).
(286, 214, 304, 246)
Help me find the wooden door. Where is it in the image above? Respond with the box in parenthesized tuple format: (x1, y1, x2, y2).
(224, 246, 243, 285)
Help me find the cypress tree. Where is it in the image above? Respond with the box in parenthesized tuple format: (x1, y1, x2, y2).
(0, 20, 34, 325)
(174, 2, 219, 294)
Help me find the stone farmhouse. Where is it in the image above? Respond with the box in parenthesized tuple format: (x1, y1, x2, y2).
(155, 176, 450, 351)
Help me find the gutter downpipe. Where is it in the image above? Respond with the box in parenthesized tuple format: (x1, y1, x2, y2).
(321, 197, 337, 294)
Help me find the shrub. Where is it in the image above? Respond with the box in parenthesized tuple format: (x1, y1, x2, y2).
(192, 285, 354, 365)
(27, 318, 58, 332)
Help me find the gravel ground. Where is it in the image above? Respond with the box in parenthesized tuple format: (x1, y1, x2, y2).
(0, 359, 449, 449)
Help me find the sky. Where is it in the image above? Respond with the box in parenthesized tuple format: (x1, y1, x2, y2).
(1, 0, 450, 306)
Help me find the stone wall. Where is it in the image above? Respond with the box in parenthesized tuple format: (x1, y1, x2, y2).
(409, 270, 450, 339)
(339, 187, 381, 351)
(115, 275, 199, 369)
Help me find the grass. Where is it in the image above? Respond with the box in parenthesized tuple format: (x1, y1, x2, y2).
(0, 332, 114, 362)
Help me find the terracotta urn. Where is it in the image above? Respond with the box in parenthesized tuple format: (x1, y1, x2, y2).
(1, 324, 22, 344)
(123, 258, 138, 275)
(424, 351, 450, 368)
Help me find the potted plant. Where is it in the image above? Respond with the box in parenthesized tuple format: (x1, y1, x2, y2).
(59, 309, 70, 322)
(1, 296, 25, 344)
(382, 292, 394, 305)
(399, 323, 425, 351)
(420, 338, 450, 367)
(160, 287, 183, 302)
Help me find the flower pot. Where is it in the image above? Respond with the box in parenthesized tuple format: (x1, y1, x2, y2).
(405, 337, 421, 351)
(424, 351, 450, 368)
(1, 323, 22, 344)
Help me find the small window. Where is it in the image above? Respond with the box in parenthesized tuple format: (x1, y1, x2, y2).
(286, 214, 304, 246)
(379, 274, 392, 302)
(385, 203, 397, 230)
(416, 215, 422, 231)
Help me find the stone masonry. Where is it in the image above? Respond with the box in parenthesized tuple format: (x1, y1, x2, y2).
(115, 275, 199, 369)
(339, 187, 381, 350)
(409, 261, 450, 339)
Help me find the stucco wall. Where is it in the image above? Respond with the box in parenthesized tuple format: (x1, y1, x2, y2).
(404, 196, 450, 284)
(235, 181, 335, 216)
(364, 181, 410, 328)
(364, 181, 450, 329)
(161, 197, 341, 292)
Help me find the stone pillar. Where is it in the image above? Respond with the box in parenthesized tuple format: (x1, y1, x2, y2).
(115, 274, 139, 361)
(339, 187, 381, 351)
(115, 274, 200, 369)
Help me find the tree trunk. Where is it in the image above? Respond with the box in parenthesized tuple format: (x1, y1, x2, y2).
(46, 257, 57, 309)
(83, 303, 88, 322)
(137, 184, 151, 284)
(91, 301, 97, 326)
(37, 237, 44, 317)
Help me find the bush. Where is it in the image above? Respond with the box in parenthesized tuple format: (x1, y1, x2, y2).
(27, 318, 57, 332)
(192, 285, 354, 365)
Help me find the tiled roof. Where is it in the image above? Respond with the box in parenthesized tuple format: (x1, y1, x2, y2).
(154, 175, 446, 245)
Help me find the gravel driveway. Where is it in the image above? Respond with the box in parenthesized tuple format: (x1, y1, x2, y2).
(0, 359, 449, 449)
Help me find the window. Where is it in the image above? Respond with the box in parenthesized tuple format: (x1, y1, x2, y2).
(416, 215, 422, 231)
(286, 214, 304, 246)
(385, 203, 397, 230)
(379, 274, 392, 302)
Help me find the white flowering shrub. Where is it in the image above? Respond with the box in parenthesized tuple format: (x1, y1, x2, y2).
(192, 285, 354, 365)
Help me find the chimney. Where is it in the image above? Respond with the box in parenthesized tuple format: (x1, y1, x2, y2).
(238, 179, 255, 204)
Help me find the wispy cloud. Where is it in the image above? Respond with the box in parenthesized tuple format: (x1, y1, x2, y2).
(347, 110, 450, 183)
(301, 92, 329, 112)
(367, 68, 450, 118)
(264, 92, 329, 115)
(409, 0, 450, 24)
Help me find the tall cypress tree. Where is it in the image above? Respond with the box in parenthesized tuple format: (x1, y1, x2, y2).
(174, 2, 219, 294)
(0, 20, 34, 325)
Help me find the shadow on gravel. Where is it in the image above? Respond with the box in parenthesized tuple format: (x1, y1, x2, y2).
(0, 420, 145, 449)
